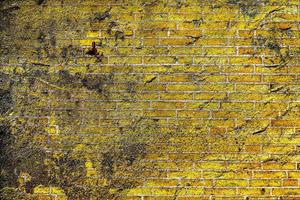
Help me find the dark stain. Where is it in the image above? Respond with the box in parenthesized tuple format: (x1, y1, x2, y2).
(252, 30, 291, 69)
(55, 70, 114, 94)
(86, 42, 104, 63)
(86, 41, 98, 56)
(144, 76, 156, 84)
(61, 46, 68, 59)
(32, 62, 50, 67)
(0, 4, 20, 31)
(107, 21, 118, 34)
(119, 143, 146, 165)
(252, 125, 269, 135)
(227, 0, 269, 17)
(57, 70, 81, 87)
(185, 35, 201, 46)
(98, 140, 148, 198)
(0, 187, 24, 200)
(49, 153, 89, 199)
(94, 8, 111, 22)
(269, 84, 285, 93)
(0, 72, 10, 87)
(28, 69, 48, 88)
(47, 20, 57, 47)
(267, 42, 281, 53)
(0, 89, 13, 115)
(191, 18, 204, 28)
(0, 124, 18, 189)
(101, 152, 114, 179)
(95, 52, 104, 63)
(36, 0, 46, 5)
(115, 30, 125, 41)
(81, 76, 103, 93)
(37, 31, 46, 43)
(126, 82, 136, 94)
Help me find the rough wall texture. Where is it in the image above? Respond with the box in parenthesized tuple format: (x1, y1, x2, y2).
(0, 0, 300, 199)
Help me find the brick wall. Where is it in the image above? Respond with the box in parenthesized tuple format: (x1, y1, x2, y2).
(0, 0, 299, 199)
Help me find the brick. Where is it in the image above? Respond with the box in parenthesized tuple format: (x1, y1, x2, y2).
(2, 1, 300, 199)
(159, 74, 190, 82)
(177, 110, 210, 118)
(160, 92, 193, 100)
(151, 102, 185, 109)
(228, 75, 261, 83)
(253, 171, 286, 179)
(272, 188, 300, 195)
(271, 120, 300, 127)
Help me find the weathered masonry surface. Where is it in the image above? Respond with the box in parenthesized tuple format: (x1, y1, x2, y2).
(0, 0, 300, 199)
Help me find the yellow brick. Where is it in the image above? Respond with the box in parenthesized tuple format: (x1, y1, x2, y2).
(194, 56, 228, 65)
(238, 188, 270, 195)
(167, 84, 200, 91)
(221, 102, 254, 110)
(229, 93, 262, 101)
(34, 186, 50, 194)
(86, 31, 99, 38)
(229, 57, 262, 65)
(143, 179, 178, 187)
(283, 179, 298, 186)
(263, 75, 296, 83)
(151, 102, 185, 109)
(236, 84, 269, 92)
(178, 110, 210, 118)
(204, 188, 236, 195)
(216, 179, 248, 187)
(195, 162, 227, 170)
(144, 110, 176, 117)
(223, 65, 254, 73)
(144, 56, 176, 64)
(109, 56, 142, 64)
(271, 120, 300, 127)
(204, 47, 236, 55)
(79, 39, 100, 46)
(249, 179, 281, 187)
(228, 75, 261, 82)
(288, 171, 300, 178)
(200, 84, 235, 92)
(143, 21, 177, 29)
(50, 187, 65, 195)
(142, 83, 166, 91)
(160, 92, 193, 100)
(160, 74, 190, 82)
(196, 38, 228, 46)
(143, 38, 158, 46)
(186, 102, 219, 110)
(253, 171, 286, 179)
(272, 188, 300, 195)
(160, 38, 194, 46)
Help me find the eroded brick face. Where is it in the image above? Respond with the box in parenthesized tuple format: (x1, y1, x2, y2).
(0, 0, 299, 199)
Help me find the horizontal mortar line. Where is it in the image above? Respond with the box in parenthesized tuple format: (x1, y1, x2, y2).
(130, 186, 300, 189)
(49, 143, 298, 150)
(46, 145, 296, 154)
(15, 3, 300, 6)
(10, 72, 300, 77)
(37, 162, 290, 174)
(47, 132, 300, 138)
(1, 62, 299, 67)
